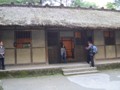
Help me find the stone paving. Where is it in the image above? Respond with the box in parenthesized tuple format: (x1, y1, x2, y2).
(1, 69, 120, 90)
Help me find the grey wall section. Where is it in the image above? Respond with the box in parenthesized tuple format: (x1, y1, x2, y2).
(95, 46, 105, 59)
(32, 48, 46, 63)
(116, 31, 120, 44)
(94, 31, 105, 59)
(116, 45, 120, 57)
(60, 31, 74, 37)
(17, 49, 31, 64)
(106, 46, 116, 58)
(116, 31, 120, 58)
(1, 31, 15, 64)
(32, 30, 45, 47)
(5, 49, 15, 64)
(32, 30, 46, 63)
(94, 31, 104, 45)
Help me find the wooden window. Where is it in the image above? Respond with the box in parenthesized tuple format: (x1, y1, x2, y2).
(86, 31, 93, 43)
(75, 32, 81, 38)
(75, 32, 82, 45)
(15, 31, 31, 48)
(104, 31, 115, 45)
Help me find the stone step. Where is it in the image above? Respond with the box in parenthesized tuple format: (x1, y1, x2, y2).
(63, 70, 99, 76)
(62, 67, 97, 73)
(62, 64, 90, 69)
(62, 63, 98, 76)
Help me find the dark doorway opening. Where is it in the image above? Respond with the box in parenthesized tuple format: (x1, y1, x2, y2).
(47, 31, 60, 64)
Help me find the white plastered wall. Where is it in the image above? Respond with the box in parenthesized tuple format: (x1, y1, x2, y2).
(1, 31, 15, 64)
(116, 31, 120, 57)
(32, 30, 46, 63)
(94, 31, 105, 59)
(17, 48, 31, 64)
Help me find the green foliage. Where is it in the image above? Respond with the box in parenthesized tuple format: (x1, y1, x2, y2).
(0, 0, 15, 4)
(71, 0, 83, 7)
(0, 68, 62, 79)
(71, 0, 97, 8)
(0, 86, 3, 90)
(106, 2, 116, 9)
(83, 1, 97, 8)
(0, 0, 40, 4)
(97, 63, 120, 70)
(105, 0, 120, 10)
(16, 0, 22, 3)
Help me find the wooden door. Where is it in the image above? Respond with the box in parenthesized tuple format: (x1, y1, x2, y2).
(74, 31, 87, 62)
(74, 31, 93, 62)
(47, 31, 60, 64)
(61, 38, 74, 62)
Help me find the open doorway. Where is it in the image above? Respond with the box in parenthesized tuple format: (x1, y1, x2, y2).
(60, 37, 74, 62)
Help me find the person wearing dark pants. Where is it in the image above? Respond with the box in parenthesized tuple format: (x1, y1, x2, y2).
(0, 58, 5, 70)
(86, 41, 95, 67)
(89, 53, 95, 67)
(0, 41, 5, 70)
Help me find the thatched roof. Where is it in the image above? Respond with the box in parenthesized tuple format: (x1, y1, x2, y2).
(0, 6, 120, 29)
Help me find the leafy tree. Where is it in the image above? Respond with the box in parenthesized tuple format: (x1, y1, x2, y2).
(0, 0, 16, 4)
(106, 2, 116, 9)
(71, 0, 97, 8)
(83, 1, 97, 8)
(16, 0, 23, 3)
(0, 0, 39, 4)
(71, 0, 83, 7)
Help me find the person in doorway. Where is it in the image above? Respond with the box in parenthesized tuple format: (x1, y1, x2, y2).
(85, 41, 95, 67)
(61, 45, 67, 63)
(0, 41, 5, 70)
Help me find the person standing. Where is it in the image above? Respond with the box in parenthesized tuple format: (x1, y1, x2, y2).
(86, 41, 95, 67)
(0, 41, 5, 70)
(61, 45, 67, 63)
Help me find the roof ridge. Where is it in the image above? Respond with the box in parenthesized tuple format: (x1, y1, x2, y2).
(0, 4, 120, 12)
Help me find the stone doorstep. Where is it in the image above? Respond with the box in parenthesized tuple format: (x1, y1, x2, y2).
(62, 64, 90, 69)
(62, 67, 97, 72)
(63, 70, 99, 76)
(62, 64, 98, 76)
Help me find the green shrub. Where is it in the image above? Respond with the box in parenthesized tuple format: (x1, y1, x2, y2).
(97, 63, 120, 70)
(0, 68, 62, 79)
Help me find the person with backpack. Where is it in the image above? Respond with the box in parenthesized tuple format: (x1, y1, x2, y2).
(86, 41, 97, 67)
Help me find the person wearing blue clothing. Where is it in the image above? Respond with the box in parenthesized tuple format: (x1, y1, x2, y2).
(61, 45, 67, 63)
(86, 41, 95, 67)
(0, 41, 5, 70)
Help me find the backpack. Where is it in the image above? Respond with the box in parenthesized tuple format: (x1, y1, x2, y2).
(92, 45, 98, 54)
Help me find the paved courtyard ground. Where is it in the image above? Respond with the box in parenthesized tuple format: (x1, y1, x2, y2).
(1, 69, 120, 90)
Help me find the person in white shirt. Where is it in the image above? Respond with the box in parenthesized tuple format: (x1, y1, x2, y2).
(61, 45, 67, 63)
